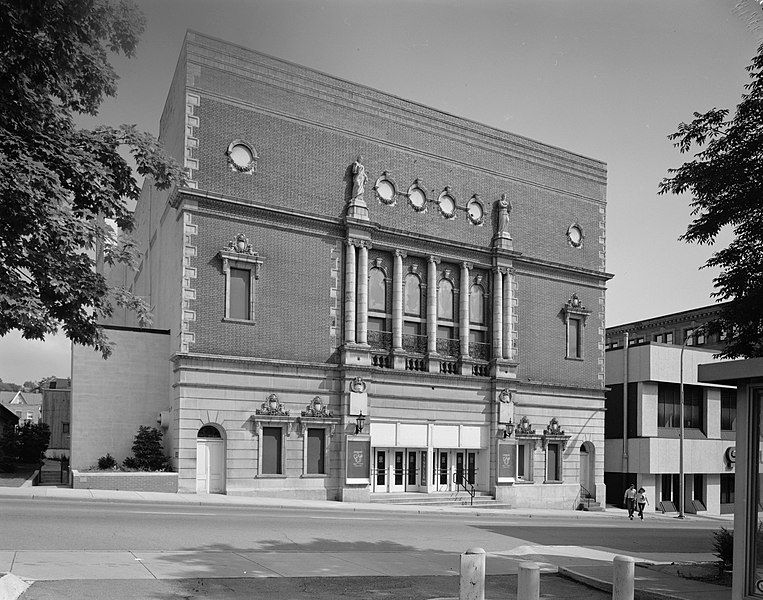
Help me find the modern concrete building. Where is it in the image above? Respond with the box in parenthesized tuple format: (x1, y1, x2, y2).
(73, 31, 611, 507)
(605, 307, 736, 515)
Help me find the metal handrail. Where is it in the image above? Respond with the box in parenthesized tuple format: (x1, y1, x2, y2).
(453, 472, 476, 506)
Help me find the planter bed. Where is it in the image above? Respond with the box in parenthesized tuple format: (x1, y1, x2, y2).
(71, 470, 178, 493)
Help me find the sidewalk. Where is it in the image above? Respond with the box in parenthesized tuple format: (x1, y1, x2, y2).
(0, 485, 733, 600)
(0, 484, 730, 522)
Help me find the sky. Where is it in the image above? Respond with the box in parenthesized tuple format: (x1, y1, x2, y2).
(0, 0, 760, 384)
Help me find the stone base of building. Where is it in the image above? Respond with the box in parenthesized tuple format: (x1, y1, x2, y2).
(226, 487, 341, 501)
(494, 482, 580, 509)
(340, 485, 371, 503)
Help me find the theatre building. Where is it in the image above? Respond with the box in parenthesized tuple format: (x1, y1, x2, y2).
(71, 31, 611, 507)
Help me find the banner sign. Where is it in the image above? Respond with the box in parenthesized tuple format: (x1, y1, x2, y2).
(496, 441, 515, 482)
(346, 438, 371, 484)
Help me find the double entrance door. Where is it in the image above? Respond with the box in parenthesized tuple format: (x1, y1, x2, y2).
(373, 448, 478, 493)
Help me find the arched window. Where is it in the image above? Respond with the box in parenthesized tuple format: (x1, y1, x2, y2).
(438, 280, 454, 321)
(402, 273, 425, 351)
(437, 278, 458, 356)
(368, 268, 386, 312)
(468, 283, 489, 358)
(469, 285, 485, 325)
(367, 266, 390, 348)
(198, 425, 222, 438)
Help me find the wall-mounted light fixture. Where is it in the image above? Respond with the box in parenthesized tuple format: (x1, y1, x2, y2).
(355, 411, 366, 434)
(503, 420, 515, 438)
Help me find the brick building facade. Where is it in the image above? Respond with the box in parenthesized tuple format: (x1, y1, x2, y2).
(75, 31, 611, 507)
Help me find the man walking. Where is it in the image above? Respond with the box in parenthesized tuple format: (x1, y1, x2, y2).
(624, 484, 637, 520)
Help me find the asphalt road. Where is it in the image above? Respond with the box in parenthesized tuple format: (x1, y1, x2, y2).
(0, 498, 721, 555)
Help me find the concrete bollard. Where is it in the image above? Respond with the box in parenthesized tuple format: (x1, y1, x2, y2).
(460, 547, 486, 600)
(613, 555, 635, 600)
(518, 561, 540, 600)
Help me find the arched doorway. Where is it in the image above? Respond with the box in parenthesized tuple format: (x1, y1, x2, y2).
(196, 425, 225, 494)
(579, 442, 595, 498)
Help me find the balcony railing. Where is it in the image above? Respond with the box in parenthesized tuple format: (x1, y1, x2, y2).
(368, 330, 392, 350)
(436, 337, 460, 357)
(469, 342, 490, 361)
(372, 352, 392, 368)
(402, 333, 427, 354)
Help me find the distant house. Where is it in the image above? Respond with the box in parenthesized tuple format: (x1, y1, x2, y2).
(41, 379, 71, 457)
(0, 391, 42, 425)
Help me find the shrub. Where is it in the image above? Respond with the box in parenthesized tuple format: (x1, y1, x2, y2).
(14, 422, 50, 463)
(97, 453, 117, 470)
(713, 527, 734, 567)
(123, 426, 171, 471)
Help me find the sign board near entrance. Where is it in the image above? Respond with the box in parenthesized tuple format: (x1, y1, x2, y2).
(346, 437, 371, 484)
(496, 441, 515, 483)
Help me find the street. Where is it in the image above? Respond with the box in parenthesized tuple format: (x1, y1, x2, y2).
(0, 497, 728, 599)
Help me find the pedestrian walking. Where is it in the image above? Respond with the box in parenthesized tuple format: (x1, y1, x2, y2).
(624, 484, 637, 520)
(636, 487, 649, 520)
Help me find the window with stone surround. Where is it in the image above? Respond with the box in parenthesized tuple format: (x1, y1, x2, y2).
(562, 294, 589, 361)
(545, 442, 562, 482)
(261, 426, 284, 475)
(305, 428, 326, 475)
(469, 283, 489, 360)
(516, 442, 533, 482)
(219, 234, 262, 323)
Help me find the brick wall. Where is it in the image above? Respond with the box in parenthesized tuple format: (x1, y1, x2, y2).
(71, 470, 178, 493)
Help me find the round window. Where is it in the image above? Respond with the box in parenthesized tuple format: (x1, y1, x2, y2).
(467, 198, 484, 224)
(408, 187, 427, 211)
(226, 140, 256, 173)
(375, 178, 396, 204)
(567, 224, 584, 247)
(438, 193, 455, 218)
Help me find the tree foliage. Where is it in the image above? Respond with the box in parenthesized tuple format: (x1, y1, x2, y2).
(660, 43, 763, 358)
(0, 0, 186, 356)
(4, 421, 51, 463)
(123, 425, 171, 471)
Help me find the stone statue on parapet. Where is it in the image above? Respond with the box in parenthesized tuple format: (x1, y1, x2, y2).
(352, 156, 367, 199)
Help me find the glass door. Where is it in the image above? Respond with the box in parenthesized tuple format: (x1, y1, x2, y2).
(373, 449, 387, 492)
(406, 450, 418, 491)
(455, 451, 465, 486)
(390, 450, 405, 492)
(467, 452, 477, 485)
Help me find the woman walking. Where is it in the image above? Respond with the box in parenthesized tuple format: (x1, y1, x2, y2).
(635, 487, 649, 520)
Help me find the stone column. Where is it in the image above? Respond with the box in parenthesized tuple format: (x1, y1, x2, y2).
(460, 262, 470, 357)
(344, 241, 356, 344)
(392, 250, 404, 351)
(492, 268, 503, 360)
(356, 243, 369, 345)
(502, 268, 512, 361)
(427, 256, 439, 354)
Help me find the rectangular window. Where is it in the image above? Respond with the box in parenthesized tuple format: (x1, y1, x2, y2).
(653, 332, 674, 344)
(661, 473, 673, 502)
(567, 318, 582, 359)
(720, 473, 735, 504)
(721, 389, 737, 431)
(62, 422, 70, 434)
(367, 317, 386, 332)
(546, 443, 562, 482)
(657, 383, 704, 429)
(306, 428, 325, 474)
(261, 427, 282, 475)
(437, 325, 454, 340)
(26, 412, 33, 420)
(229, 267, 251, 320)
(469, 330, 486, 344)
(403, 321, 421, 336)
(695, 330, 705, 345)
(685, 328, 695, 345)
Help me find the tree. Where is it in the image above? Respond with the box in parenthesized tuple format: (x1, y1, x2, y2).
(660, 43, 763, 358)
(7, 422, 51, 463)
(0, 0, 186, 357)
(123, 426, 171, 471)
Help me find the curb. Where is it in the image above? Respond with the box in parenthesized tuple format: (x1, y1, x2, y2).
(0, 573, 30, 600)
(557, 566, 695, 600)
(0, 490, 634, 519)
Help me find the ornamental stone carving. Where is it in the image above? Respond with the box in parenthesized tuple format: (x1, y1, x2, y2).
(301, 396, 332, 418)
(226, 233, 255, 255)
(256, 394, 289, 416)
(350, 377, 367, 393)
(352, 156, 367, 199)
